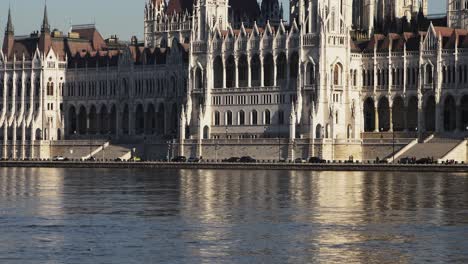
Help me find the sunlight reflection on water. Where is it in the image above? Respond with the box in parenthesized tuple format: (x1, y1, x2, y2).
(0, 168, 467, 263)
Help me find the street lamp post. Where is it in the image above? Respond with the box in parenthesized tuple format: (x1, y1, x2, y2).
(71, 130, 76, 160)
(392, 129, 395, 164)
(277, 125, 281, 161)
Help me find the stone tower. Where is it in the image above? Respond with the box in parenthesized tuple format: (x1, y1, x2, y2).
(194, 0, 229, 40)
(447, 0, 468, 29)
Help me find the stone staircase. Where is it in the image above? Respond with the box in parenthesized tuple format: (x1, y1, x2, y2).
(395, 137, 465, 161)
(93, 144, 132, 160)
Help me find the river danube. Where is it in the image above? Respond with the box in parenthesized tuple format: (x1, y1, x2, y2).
(0, 168, 467, 263)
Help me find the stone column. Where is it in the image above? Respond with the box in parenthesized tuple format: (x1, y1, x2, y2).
(21, 122, 26, 160)
(222, 56, 226, 88)
(435, 102, 442, 133)
(260, 55, 265, 87)
(417, 97, 424, 138)
(247, 55, 252, 87)
(374, 104, 379, 132)
(235, 56, 239, 88)
(30, 127, 35, 159)
(389, 107, 394, 132)
(12, 121, 16, 160)
(2, 122, 7, 160)
(273, 55, 277, 87)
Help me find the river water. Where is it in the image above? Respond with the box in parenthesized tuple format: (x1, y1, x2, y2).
(0, 168, 467, 263)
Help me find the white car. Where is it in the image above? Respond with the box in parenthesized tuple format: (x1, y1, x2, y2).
(52, 156, 67, 161)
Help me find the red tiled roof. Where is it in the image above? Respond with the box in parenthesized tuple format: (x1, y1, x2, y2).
(166, 0, 193, 14)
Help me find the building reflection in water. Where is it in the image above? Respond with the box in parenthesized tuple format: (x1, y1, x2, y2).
(0, 168, 467, 263)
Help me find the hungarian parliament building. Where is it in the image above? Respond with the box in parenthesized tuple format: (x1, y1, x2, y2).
(1, 0, 468, 162)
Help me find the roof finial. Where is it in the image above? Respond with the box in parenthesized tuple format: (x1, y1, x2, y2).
(6, 6, 14, 35)
(41, 2, 50, 33)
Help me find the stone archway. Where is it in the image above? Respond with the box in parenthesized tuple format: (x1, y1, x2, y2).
(226, 55, 235, 88)
(407, 96, 418, 132)
(122, 104, 129, 135)
(251, 54, 261, 86)
(78, 106, 87, 135)
(157, 104, 165, 135)
(135, 104, 145, 135)
(263, 53, 274, 86)
(378, 97, 390, 132)
(110, 105, 117, 135)
(364, 98, 375, 132)
(89, 105, 97, 135)
(68, 106, 77, 135)
(213, 56, 224, 88)
(461, 95, 468, 132)
(424, 96, 436, 132)
(392, 96, 405, 131)
(146, 104, 156, 135)
(99, 105, 109, 135)
(444, 95, 457, 132)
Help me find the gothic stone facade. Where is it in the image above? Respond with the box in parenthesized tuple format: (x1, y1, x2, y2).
(1, 1, 468, 161)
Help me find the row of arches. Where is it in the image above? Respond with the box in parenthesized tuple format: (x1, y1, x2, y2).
(210, 52, 299, 89)
(0, 127, 50, 141)
(67, 102, 179, 137)
(363, 94, 468, 133)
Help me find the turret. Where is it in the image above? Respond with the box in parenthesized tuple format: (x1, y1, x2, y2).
(39, 4, 52, 54)
(2, 8, 15, 59)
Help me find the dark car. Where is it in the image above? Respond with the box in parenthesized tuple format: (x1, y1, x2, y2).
(171, 156, 187, 162)
(308, 157, 326, 164)
(223, 157, 240, 163)
(240, 156, 256, 163)
(416, 158, 433, 164)
(399, 157, 414, 164)
(86, 156, 96, 162)
(187, 157, 200, 163)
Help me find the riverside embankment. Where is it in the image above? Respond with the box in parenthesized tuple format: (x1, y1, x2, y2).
(1, 161, 468, 172)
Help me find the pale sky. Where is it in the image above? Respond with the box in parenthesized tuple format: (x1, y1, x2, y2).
(0, 0, 447, 43)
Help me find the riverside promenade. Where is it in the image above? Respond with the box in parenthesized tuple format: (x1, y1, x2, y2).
(1, 161, 468, 173)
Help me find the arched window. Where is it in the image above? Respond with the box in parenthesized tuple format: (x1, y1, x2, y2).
(47, 82, 54, 96)
(263, 53, 274, 86)
(203, 126, 209, 139)
(239, 110, 245, 125)
(213, 56, 224, 88)
(290, 52, 299, 80)
(306, 62, 315, 85)
(226, 55, 235, 88)
(278, 110, 285, 125)
(214, 111, 220, 126)
(195, 68, 203, 89)
(264, 110, 271, 125)
(315, 124, 322, 139)
(251, 110, 258, 125)
(426, 64, 433, 84)
(238, 55, 248, 87)
(251, 54, 261, 86)
(333, 63, 342, 85)
(34, 78, 40, 97)
(226, 111, 233, 125)
(276, 53, 287, 82)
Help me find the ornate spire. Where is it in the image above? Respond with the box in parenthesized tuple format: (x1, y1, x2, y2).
(41, 4, 50, 33)
(5, 7, 14, 35)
